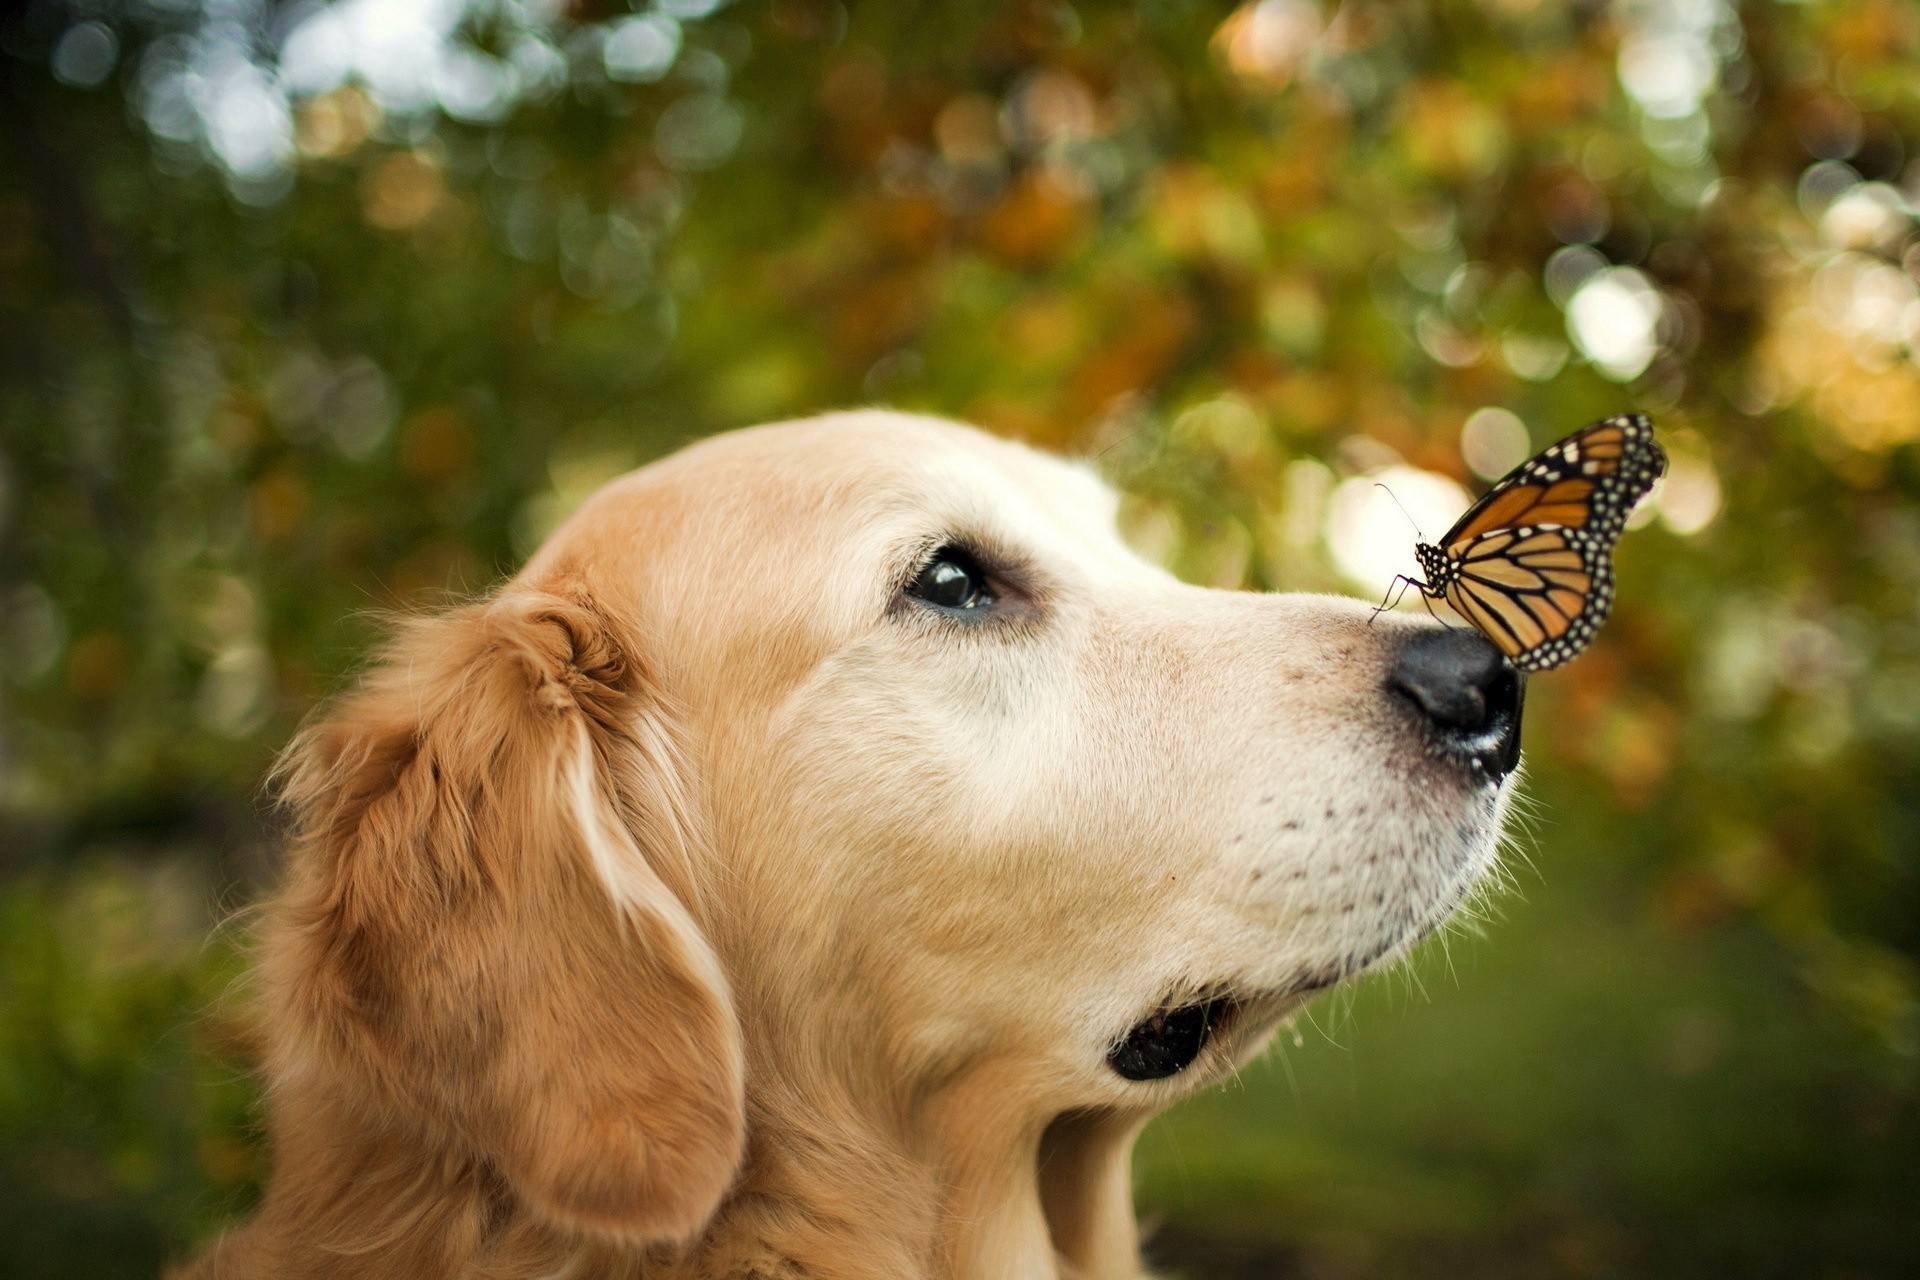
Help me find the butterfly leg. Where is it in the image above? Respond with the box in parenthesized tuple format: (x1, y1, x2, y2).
(1370, 575, 1422, 625)
(1414, 586, 1458, 630)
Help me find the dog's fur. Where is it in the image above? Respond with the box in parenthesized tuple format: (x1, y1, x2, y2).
(181, 412, 1511, 1279)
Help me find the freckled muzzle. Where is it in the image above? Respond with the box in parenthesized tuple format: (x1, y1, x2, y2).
(1388, 628, 1525, 779)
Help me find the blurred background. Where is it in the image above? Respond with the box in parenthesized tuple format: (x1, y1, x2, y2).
(1, 0, 1917, 1275)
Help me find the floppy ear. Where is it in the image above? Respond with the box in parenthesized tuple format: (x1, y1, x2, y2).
(264, 587, 744, 1245)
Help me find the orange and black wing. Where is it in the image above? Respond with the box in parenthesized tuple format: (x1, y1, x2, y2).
(1441, 525, 1608, 671)
(1432, 413, 1665, 671)
(1440, 413, 1665, 549)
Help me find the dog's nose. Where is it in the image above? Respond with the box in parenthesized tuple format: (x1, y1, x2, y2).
(1389, 628, 1524, 778)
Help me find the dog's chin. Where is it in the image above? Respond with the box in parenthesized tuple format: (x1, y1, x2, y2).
(1239, 782, 1510, 1034)
(1112, 763, 1514, 1091)
(1342, 796, 1507, 970)
(1155, 928, 1447, 1085)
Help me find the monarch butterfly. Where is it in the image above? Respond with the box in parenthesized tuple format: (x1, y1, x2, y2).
(1398, 413, 1667, 672)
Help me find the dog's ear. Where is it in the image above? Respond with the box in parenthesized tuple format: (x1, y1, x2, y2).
(264, 587, 744, 1244)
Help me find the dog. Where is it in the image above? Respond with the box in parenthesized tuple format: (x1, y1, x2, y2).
(180, 411, 1522, 1279)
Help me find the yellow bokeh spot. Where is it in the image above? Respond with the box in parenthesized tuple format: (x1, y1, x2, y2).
(361, 151, 445, 232)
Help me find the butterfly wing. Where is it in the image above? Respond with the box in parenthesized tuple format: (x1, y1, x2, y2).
(1433, 413, 1665, 671)
(1441, 525, 1610, 671)
(1441, 412, 1666, 545)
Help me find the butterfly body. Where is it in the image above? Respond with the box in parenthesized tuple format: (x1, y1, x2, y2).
(1408, 413, 1666, 672)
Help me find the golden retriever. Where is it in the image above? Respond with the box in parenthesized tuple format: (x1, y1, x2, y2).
(181, 411, 1522, 1279)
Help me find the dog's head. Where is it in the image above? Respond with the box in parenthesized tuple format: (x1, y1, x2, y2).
(252, 411, 1518, 1277)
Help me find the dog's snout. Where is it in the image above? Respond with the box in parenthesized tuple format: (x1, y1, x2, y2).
(1392, 628, 1503, 727)
(1390, 628, 1524, 777)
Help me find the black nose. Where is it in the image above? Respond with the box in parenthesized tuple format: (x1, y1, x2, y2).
(1389, 628, 1525, 778)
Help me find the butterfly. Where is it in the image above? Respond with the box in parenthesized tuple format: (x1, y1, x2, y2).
(1395, 413, 1667, 672)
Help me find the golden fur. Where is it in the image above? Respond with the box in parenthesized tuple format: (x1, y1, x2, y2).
(181, 412, 1511, 1279)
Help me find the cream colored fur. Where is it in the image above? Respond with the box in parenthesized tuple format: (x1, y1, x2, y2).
(181, 412, 1510, 1280)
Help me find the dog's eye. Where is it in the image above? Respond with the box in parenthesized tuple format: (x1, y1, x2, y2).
(907, 548, 994, 612)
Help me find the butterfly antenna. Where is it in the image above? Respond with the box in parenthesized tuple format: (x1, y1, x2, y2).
(1090, 421, 1149, 465)
(1374, 483, 1426, 541)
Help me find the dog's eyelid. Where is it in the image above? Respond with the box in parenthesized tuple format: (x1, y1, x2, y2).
(898, 536, 1001, 593)
(887, 531, 1054, 632)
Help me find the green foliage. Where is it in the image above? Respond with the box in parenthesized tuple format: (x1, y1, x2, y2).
(0, 865, 255, 1277)
(2, 0, 1918, 1274)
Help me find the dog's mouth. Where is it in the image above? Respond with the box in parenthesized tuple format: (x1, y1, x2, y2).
(1106, 996, 1239, 1080)
(1106, 964, 1358, 1082)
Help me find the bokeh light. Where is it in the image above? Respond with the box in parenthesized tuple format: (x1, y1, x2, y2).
(1325, 465, 1472, 600)
(1459, 407, 1533, 481)
(1567, 266, 1664, 381)
(1657, 449, 1724, 536)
